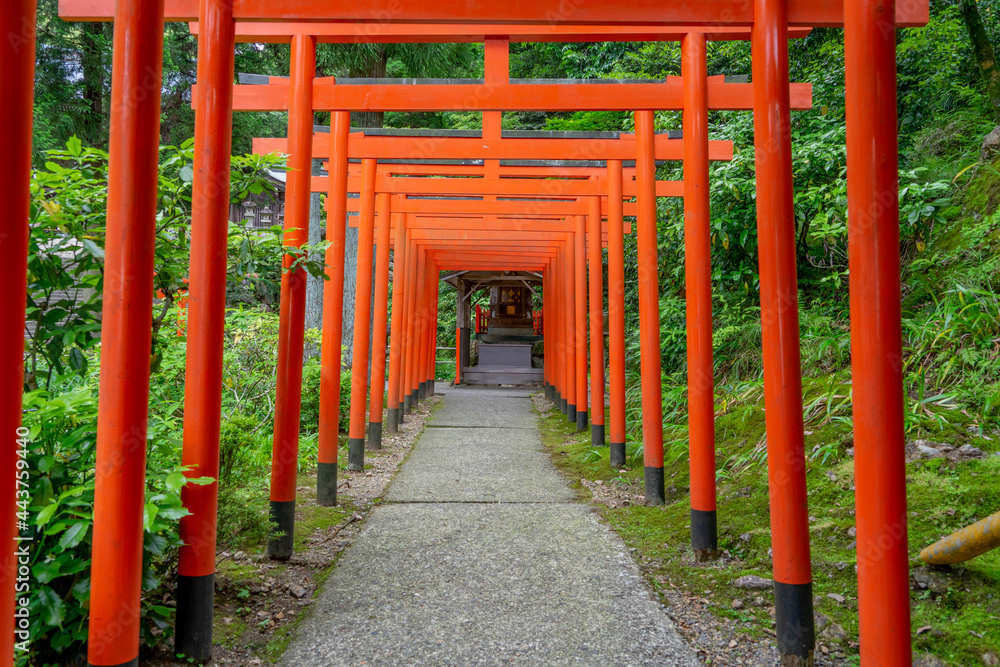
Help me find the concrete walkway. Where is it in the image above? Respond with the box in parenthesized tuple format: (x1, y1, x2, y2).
(279, 386, 698, 667)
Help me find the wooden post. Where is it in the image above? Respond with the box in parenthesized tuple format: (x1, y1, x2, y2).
(575, 215, 589, 432)
(682, 31, 719, 561)
(386, 211, 407, 431)
(606, 160, 628, 468)
(346, 158, 378, 471)
(587, 196, 606, 447)
(635, 109, 665, 505)
(366, 193, 393, 449)
(267, 34, 316, 561)
(87, 1, 165, 663)
(174, 0, 235, 656)
(317, 110, 351, 506)
(564, 243, 577, 423)
(1, 1, 36, 664)
(845, 0, 911, 663)
(753, 1, 815, 661)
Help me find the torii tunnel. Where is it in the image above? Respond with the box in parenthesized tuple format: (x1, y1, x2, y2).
(2, 1, 929, 666)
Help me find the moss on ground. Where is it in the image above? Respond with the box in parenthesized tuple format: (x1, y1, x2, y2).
(535, 385, 1000, 665)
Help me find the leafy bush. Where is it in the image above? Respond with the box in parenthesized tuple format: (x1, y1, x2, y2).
(20, 388, 210, 665)
(25, 138, 285, 393)
(216, 485, 271, 554)
(299, 361, 352, 435)
(219, 412, 261, 486)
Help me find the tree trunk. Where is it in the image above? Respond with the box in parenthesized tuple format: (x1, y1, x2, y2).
(341, 224, 359, 366)
(962, 0, 1000, 123)
(80, 22, 107, 146)
(349, 46, 389, 129)
(305, 159, 325, 334)
(341, 47, 386, 367)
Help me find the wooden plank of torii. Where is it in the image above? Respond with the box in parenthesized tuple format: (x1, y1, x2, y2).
(204, 76, 812, 113)
(347, 217, 634, 234)
(59, 0, 928, 28)
(186, 22, 815, 44)
(315, 175, 683, 198)
(252, 134, 734, 162)
(338, 197, 639, 217)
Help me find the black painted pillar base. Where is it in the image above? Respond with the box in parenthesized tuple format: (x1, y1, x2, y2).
(367, 422, 382, 450)
(644, 466, 665, 505)
(174, 572, 215, 662)
(430, 379, 436, 395)
(576, 409, 588, 432)
(89, 660, 138, 667)
(419, 381, 427, 401)
(774, 581, 816, 666)
(267, 500, 295, 560)
(567, 403, 576, 424)
(316, 462, 338, 506)
(403, 394, 412, 415)
(398, 406, 406, 424)
(559, 395, 567, 413)
(347, 437, 365, 471)
(610, 442, 626, 469)
(386, 407, 399, 434)
(591, 424, 605, 449)
(691, 508, 719, 561)
(544, 383, 552, 400)
(411, 389, 419, 407)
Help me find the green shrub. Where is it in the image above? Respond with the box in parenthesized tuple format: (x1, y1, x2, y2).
(216, 485, 271, 554)
(299, 361, 352, 434)
(219, 412, 260, 486)
(20, 388, 210, 665)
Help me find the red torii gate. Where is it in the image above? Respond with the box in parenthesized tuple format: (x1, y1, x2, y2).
(2, 3, 929, 667)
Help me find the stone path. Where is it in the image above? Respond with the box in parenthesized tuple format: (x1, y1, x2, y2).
(278, 386, 699, 667)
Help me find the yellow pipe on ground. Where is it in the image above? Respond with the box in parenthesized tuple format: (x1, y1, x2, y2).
(920, 510, 1000, 565)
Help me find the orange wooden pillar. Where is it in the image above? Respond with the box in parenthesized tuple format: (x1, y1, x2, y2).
(587, 197, 605, 445)
(421, 259, 436, 400)
(682, 32, 719, 562)
(366, 193, 393, 449)
(174, 0, 235, 657)
(546, 268, 554, 404)
(420, 256, 432, 401)
(386, 211, 408, 432)
(552, 252, 564, 411)
(1, 2, 36, 665)
(575, 216, 588, 431)
(564, 243, 577, 423)
(317, 110, 351, 506)
(752, 1, 815, 661)
(606, 160, 628, 468)
(635, 109, 665, 505)
(266, 35, 315, 560)
(541, 271, 552, 399)
(412, 247, 428, 408)
(346, 158, 378, 471)
(404, 238, 422, 415)
(429, 270, 441, 396)
(87, 1, 165, 664)
(420, 251, 434, 402)
(845, 1, 911, 663)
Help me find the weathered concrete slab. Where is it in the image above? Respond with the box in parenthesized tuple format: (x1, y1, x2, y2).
(276, 385, 698, 666)
(385, 426, 575, 503)
(430, 392, 538, 428)
(278, 504, 699, 667)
